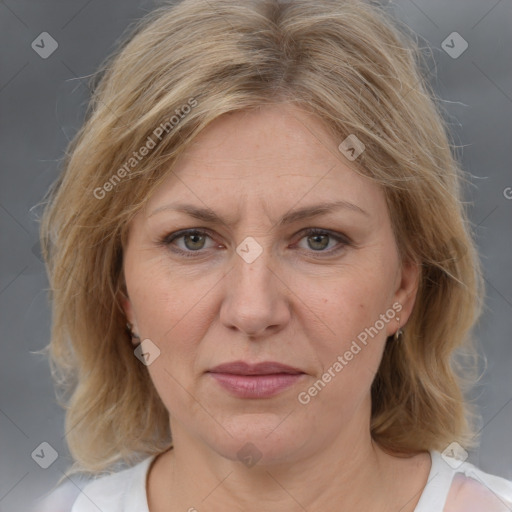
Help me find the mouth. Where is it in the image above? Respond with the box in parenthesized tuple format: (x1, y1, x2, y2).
(207, 361, 306, 399)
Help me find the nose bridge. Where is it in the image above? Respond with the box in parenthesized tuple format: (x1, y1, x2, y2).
(235, 241, 272, 292)
(232, 239, 276, 309)
(220, 237, 288, 336)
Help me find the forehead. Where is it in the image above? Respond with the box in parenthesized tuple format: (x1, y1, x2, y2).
(178, 104, 342, 175)
(143, 104, 386, 224)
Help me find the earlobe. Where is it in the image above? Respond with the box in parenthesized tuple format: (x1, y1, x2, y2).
(119, 291, 138, 334)
(118, 280, 141, 345)
(120, 293, 133, 321)
(126, 322, 141, 346)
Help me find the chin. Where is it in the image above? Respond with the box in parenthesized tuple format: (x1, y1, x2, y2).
(204, 413, 309, 466)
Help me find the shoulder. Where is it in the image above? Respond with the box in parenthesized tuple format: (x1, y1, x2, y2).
(70, 457, 153, 512)
(29, 479, 84, 512)
(70, 469, 130, 512)
(445, 466, 512, 512)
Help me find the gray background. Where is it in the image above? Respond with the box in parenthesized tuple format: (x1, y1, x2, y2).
(1, 1, 511, 511)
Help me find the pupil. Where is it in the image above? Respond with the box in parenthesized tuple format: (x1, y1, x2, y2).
(309, 234, 328, 250)
(186, 234, 204, 250)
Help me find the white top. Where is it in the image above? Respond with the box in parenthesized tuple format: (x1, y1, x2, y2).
(39, 450, 512, 512)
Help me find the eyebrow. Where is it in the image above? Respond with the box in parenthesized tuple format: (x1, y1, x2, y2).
(148, 200, 368, 226)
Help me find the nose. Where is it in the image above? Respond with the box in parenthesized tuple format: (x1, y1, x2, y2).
(219, 245, 291, 338)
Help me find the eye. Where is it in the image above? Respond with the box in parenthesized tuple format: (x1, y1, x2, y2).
(294, 228, 350, 255)
(161, 229, 218, 257)
(160, 227, 351, 258)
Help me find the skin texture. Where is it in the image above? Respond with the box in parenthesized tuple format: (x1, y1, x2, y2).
(121, 104, 431, 511)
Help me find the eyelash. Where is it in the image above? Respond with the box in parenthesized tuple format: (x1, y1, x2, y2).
(159, 228, 351, 259)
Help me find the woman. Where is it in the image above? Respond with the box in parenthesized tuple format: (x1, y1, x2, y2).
(38, 0, 512, 510)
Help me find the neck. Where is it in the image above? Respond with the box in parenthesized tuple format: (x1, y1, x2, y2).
(150, 401, 416, 511)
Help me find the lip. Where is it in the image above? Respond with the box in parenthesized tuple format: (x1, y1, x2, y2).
(209, 361, 304, 375)
(207, 361, 306, 399)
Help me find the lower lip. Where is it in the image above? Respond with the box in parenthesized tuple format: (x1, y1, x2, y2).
(208, 372, 305, 398)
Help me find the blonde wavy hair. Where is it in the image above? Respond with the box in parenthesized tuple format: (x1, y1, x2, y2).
(39, 0, 485, 479)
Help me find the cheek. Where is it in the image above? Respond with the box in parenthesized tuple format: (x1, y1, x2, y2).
(304, 261, 397, 394)
(127, 250, 210, 336)
(124, 254, 210, 395)
(297, 298, 390, 421)
(315, 263, 396, 341)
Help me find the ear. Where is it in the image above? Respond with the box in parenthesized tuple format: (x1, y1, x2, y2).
(388, 256, 420, 336)
(119, 289, 139, 344)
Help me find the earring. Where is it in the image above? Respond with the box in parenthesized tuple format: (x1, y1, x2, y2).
(394, 317, 403, 341)
(394, 328, 404, 341)
(126, 322, 140, 341)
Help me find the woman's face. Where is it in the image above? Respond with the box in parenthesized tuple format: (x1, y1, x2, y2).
(122, 104, 419, 464)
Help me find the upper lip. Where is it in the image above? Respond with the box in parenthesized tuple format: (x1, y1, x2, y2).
(208, 361, 304, 375)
